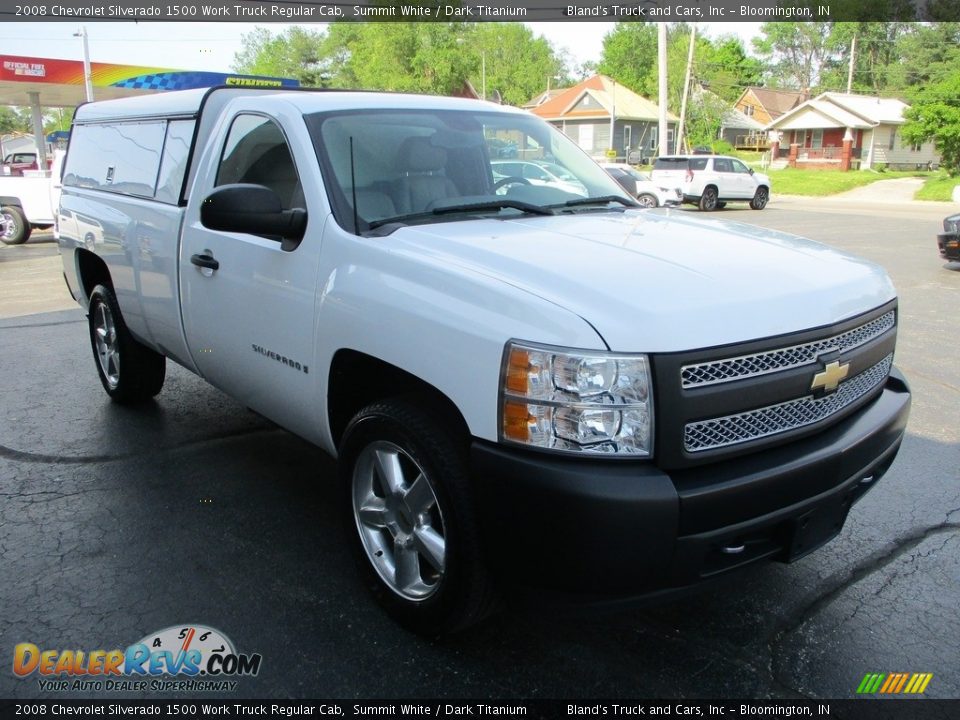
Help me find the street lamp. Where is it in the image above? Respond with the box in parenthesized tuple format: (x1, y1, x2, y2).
(73, 26, 94, 102)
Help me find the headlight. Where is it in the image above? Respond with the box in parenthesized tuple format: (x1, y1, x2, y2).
(499, 341, 654, 457)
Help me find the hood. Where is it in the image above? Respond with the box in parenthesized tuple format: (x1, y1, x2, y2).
(387, 209, 895, 352)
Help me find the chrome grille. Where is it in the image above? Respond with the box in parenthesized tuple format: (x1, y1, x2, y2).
(684, 354, 893, 453)
(681, 311, 895, 389)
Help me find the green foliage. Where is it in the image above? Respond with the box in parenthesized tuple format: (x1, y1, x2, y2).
(914, 172, 958, 201)
(234, 26, 330, 87)
(233, 22, 569, 104)
(751, 22, 839, 91)
(464, 24, 568, 106)
(901, 70, 960, 175)
(597, 23, 658, 99)
(766, 168, 927, 196)
(598, 23, 759, 150)
(0, 106, 32, 135)
(43, 108, 74, 135)
(698, 35, 763, 103)
(886, 23, 960, 91)
(710, 140, 736, 155)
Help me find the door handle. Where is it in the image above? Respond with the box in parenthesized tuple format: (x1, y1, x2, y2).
(190, 253, 220, 271)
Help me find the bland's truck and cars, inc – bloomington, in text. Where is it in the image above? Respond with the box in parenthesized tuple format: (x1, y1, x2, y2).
(57, 87, 911, 633)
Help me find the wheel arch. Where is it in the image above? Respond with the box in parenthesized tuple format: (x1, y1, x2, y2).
(0, 196, 24, 210)
(75, 248, 113, 306)
(328, 349, 470, 453)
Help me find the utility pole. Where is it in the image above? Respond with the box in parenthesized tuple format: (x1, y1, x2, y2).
(481, 49, 486, 101)
(657, 23, 668, 157)
(74, 26, 94, 102)
(609, 78, 616, 159)
(846, 34, 856, 94)
(675, 25, 696, 155)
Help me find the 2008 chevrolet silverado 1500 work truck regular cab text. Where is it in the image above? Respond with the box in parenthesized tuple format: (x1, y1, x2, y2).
(58, 88, 911, 634)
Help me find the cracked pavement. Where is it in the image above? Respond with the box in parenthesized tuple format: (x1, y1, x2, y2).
(0, 199, 957, 702)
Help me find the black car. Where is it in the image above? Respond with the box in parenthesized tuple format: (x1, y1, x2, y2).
(938, 213, 960, 262)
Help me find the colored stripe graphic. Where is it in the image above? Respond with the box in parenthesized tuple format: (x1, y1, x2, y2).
(857, 672, 933, 694)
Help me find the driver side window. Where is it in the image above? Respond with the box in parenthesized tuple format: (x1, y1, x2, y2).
(217, 114, 303, 210)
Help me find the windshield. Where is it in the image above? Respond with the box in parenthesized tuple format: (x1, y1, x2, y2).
(305, 108, 632, 234)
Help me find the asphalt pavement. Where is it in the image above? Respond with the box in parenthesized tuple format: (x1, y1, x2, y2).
(0, 196, 957, 703)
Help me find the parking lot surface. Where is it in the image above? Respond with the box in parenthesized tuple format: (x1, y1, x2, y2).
(1, 197, 957, 701)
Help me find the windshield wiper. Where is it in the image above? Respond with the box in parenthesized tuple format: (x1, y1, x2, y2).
(551, 195, 640, 209)
(367, 199, 554, 231)
(432, 199, 555, 217)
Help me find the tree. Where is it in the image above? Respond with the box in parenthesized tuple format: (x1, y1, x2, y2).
(44, 108, 74, 135)
(469, 24, 569, 105)
(0, 106, 32, 135)
(700, 36, 763, 103)
(233, 26, 330, 87)
(597, 23, 659, 99)
(901, 70, 960, 175)
(886, 22, 960, 90)
(751, 22, 840, 90)
(235, 21, 570, 104)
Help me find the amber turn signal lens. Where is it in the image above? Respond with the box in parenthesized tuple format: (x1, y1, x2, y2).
(505, 348, 531, 394)
(502, 400, 531, 441)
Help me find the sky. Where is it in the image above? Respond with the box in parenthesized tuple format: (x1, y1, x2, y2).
(0, 21, 764, 76)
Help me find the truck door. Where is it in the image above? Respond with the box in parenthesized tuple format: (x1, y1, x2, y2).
(180, 110, 325, 440)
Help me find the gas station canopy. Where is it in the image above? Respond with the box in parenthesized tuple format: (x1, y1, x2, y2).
(1, 54, 299, 108)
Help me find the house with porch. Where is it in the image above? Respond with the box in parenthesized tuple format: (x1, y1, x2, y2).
(765, 92, 940, 171)
(528, 75, 677, 163)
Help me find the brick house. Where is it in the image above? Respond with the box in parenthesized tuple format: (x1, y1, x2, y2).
(765, 92, 940, 171)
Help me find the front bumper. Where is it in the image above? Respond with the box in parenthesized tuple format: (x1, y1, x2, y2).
(472, 368, 910, 604)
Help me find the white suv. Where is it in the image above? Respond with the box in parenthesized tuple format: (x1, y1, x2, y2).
(652, 155, 770, 211)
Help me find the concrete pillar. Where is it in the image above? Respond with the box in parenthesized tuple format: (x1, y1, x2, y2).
(27, 92, 47, 170)
(788, 143, 799, 168)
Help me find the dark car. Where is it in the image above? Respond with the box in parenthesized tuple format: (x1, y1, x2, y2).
(938, 213, 960, 262)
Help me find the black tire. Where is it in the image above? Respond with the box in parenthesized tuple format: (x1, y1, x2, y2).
(339, 398, 497, 635)
(636, 193, 659, 208)
(698, 186, 719, 211)
(750, 186, 770, 210)
(716, 202, 727, 209)
(87, 284, 165, 403)
(1, 206, 31, 245)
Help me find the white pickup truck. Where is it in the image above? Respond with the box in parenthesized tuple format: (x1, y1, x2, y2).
(58, 88, 911, 634)
(0, 166, 60, 245)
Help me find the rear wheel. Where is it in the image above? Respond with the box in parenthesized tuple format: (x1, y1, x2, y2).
(88, 284, 165, 403)
(716, 202, 727, 209)
(698, 187, 719, 211)
(636, 193, 659, 208)
(750, 186, 769, 210)
(1, 206, 30, 245)
(340, 398, 496, 635)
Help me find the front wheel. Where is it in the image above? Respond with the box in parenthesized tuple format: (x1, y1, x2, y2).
(750, 186, 769, 210)
(88, 284, 166, 403)
(698, 187, 719, 211)
(1, 206, 30, 245)
(636, 193, 659, 208)
(340, 399, 496, 635)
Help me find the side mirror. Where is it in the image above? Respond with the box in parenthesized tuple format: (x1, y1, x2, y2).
(200, 184, 306, 250)
(749, 168, 755, 175)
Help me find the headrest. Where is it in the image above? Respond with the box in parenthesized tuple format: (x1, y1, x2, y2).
(398, 136, 447, 173)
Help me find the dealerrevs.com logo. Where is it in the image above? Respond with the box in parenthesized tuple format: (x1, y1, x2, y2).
(13, 624, 262, 692)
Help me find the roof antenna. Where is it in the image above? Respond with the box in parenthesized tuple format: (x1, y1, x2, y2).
(350, 136, 359, 235)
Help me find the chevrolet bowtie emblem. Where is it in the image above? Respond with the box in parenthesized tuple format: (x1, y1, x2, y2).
(811, 360, 850, 394)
